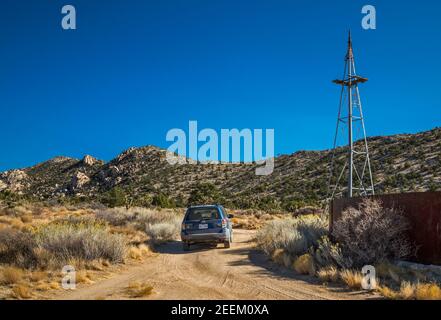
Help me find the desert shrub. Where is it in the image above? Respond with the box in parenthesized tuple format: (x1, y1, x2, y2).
(312, 236, 352, 269)
(35, 221, 126, 264)
(102, 187, 127, 208)
(145, 221, 180, 243)
(332, 199, 413, 268)
(0, 229, 38, 268)
(152, 193, 176, 208)
(255, 215, 327, 257)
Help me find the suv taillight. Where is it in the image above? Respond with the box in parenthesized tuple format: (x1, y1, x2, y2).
(221, 219, 227, 228)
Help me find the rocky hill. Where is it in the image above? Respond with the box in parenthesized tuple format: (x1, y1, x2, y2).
(1, 128, 440, 211)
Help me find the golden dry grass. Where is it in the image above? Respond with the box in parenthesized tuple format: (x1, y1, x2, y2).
(126, 282, 154, 298)
(76, 271, 93, 284)
(20, 215, 33, 224)
(128, 247, 143, 260)
(11, 284, 32, 299)
(292, 254, 315, 275)
(0, 267, 24, 285)
(317, 266, 340, 283)
(49, 281, 60, 290)
(415, 283, 441, 300)
(399, 281, 416, 299)
(29, 271, 47, 282)
(128, 243, 152, 260)
(339, 269, 363, 290)
(376, 282, 441, 300)
(377, 285, 399, 299)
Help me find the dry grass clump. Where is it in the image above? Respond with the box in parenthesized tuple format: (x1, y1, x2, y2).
(399, 281, 417, 299)
(293, 254, 315, 275)
(11, 284, 32, 299)
(317, 266, 340, 283)
(76, 271, 94, 284)
(333, 199, 413, 268)
(256, 215, 327, 257)
(128, 244, 152, 260)
(377, 285, 399, 299)
(0, 267, 24, 285)
(415, 283, 441, 300)
(339, 269, 364, 290)
(376, 282, 441, 300)
(29, 271, 47, 282)
(20, 215, 33, 224)
(126, 281, 154, 298)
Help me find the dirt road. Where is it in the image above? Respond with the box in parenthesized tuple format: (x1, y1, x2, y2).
(53, 230, 375, 300)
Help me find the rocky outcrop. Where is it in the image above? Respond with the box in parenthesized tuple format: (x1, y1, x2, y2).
(0, 170, 30, 193)
(70, 172, 90, 192)
(82, 155, 99, 166)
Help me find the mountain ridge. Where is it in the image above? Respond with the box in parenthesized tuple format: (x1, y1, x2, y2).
(1, 127, 440, 210)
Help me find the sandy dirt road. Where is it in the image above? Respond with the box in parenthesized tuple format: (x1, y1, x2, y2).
(53, 230, 376, 300)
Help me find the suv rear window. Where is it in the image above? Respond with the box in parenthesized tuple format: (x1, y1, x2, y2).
(186, 207, 220, 221)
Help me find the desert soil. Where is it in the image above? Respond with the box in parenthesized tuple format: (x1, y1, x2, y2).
(51, 230, 376, 300)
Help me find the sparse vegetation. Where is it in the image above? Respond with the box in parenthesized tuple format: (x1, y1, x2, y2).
(126, 281, 153, 298)
(0, 203, 181, 299)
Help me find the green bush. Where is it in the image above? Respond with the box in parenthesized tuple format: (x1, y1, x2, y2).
(102, 187, 127, 208)
(152, 193, 176, 208)
(187, 183, 221, 206)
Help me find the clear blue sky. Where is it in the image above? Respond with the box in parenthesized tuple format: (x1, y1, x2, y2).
(1, 0, 440, 171)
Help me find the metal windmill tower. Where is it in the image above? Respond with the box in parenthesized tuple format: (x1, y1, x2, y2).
(327, 31, 375, 199)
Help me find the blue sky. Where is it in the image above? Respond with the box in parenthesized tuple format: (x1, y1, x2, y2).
(1, 0, 440, 170)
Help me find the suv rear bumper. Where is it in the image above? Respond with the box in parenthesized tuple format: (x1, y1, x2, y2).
(181, 231, 229, 243)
